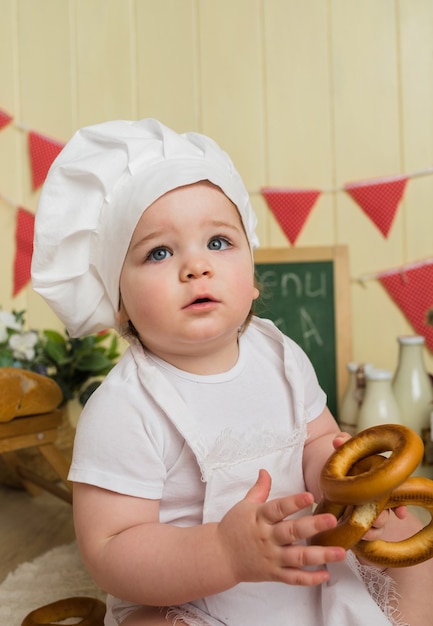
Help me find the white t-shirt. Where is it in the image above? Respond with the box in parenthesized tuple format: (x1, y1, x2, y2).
(69, 317, 326, 527)
(69, 319, 398, 626)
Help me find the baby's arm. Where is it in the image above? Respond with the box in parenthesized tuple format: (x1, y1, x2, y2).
(73, 473, 345, 607)
(302, 405, 342, 502)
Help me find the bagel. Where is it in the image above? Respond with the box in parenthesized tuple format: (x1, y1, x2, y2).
(311, 424, 433, 567)
(353, 477, 433, 567)
(21, 596, 105, 626)
(319, 424, 424, 504)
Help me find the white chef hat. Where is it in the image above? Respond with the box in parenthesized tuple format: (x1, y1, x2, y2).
(32, 118, 259, 337)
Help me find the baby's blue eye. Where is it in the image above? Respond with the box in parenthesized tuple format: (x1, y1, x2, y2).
(208, 237, 230, 251)
(148, 248, 172, 262)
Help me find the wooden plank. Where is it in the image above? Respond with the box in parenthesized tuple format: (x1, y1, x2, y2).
(330, 0, 405, 369)
(0, 411, 62, 438)
(75, 0, 135, 125)
(0, 429, 59, 454)
(198, 0, 264, 185)
(0, 0, 22, 312)
(263, 0, 334, 247)
(135, 0, 198, 129)
(39, 443, 72, 485)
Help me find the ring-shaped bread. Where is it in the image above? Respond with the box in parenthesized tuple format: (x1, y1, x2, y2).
(353, 476, 433, 567)
(319, 424, 424, 505)
(312, 424, 433, 566)
(21, 596, 106, 626)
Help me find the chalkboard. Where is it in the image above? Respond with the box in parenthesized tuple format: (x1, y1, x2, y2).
(253, 246, 352, 419)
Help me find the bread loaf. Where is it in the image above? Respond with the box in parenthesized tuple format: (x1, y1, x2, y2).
(0, 368, 63, 422)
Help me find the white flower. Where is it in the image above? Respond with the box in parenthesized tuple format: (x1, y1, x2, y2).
(8, 331, 38, 361)
(0, 311, 24, 342)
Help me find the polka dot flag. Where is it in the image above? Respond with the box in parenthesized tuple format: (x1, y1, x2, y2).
(345, 175, 409, 238)
(0, 108, 13, 130)
(379, 260, 433, 353)
(28, 131, 65, 190)
(13, 207, 35, 296)
(261, 188, 321, 245)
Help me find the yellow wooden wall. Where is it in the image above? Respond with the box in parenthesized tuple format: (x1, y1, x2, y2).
(1, 0, 432, 392)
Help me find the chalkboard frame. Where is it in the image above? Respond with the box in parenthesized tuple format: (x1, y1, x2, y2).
(253, 245, 352, 418)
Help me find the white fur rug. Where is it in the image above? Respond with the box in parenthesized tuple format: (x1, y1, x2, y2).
(0, 542, 106, 625)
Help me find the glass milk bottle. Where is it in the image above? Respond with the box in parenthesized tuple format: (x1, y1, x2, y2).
(392, 336, 433, 437)
(357, 368, 403, 432)
(339, 363, 372, 435)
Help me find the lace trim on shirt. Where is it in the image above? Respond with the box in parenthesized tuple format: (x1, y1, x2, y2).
(203, 425, 304, 471)
(166, 604, 224, 625)
(347, 551, 408, 626)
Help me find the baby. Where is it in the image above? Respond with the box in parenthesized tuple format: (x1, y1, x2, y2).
(32, 119, 432, 625)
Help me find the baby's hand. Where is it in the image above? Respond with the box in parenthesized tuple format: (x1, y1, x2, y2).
(332, 431, 351, 449)
(217, 469, 346, 588)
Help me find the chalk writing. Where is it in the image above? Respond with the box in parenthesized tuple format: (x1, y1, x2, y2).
(300, 307, 324, 350)
(272, 308, 324, 350)
(258, 270, 327, 300)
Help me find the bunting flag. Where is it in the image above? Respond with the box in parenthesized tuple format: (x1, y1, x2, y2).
(13, 207, 35, 296)
(378, 260, 433, 353)
(345, 175, 409, 238)
(261, 188, 322, 245)
(2, 102, 433, 299)
(28, 131, 64, 190)
(0, 109, 13, 130)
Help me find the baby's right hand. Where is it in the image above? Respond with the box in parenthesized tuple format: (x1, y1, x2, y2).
(217, 469, 346, 587)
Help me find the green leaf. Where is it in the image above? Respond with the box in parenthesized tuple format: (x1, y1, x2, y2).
(43, 341, 70, 365)
(42, 329, 67, 345)
(75, 352, 114, 372)
(0, 354, 15, 367)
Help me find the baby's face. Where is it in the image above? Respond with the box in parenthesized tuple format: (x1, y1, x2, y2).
(118, 181, 259, 373)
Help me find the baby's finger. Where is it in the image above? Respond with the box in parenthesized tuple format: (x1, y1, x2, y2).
(274, 545, 346, 587)
(261, 492, 315, 525)
(391, 505, 407, 520)
(273, 511, 339, 545)
(280, 566, 331, 587)
(280, 543, 346, 570)
(333, 432, 351, 449)
(370, 508, 389, 530)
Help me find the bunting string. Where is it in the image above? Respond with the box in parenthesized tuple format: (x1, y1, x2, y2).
(0, 105, 432, 351)
(250, 166, 433, 197)
(356, 258, 433, 284)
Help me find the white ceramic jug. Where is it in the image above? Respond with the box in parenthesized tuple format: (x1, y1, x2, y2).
(392, 335, 433, 436)
(357, 368, 403, 432)
(339, 362, 372, 435)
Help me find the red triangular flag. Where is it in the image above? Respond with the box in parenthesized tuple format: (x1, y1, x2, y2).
(261, 188, 321, 245)
(379, 260, 433, 353)
(13, 207, 35, 296)
(0, 109, 13, 130)
(345, 175, 408, 237)
(28, 131, 64, 190)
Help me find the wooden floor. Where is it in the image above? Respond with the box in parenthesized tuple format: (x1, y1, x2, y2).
(0, 483, 75, 584)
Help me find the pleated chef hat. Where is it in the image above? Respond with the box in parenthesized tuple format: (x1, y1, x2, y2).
(32, 118, 259, 337)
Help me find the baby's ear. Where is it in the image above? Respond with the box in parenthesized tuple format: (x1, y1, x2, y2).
(116, 298, 129, 325)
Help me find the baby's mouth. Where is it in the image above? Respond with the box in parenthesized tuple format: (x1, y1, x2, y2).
(184, 295, 218, 309)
